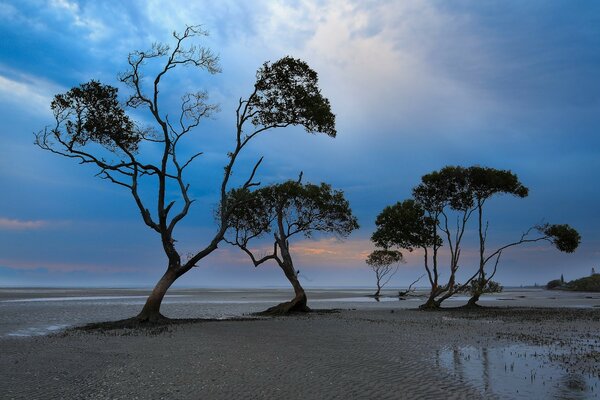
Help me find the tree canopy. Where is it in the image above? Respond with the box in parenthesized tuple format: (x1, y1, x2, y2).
(371, 199, 439, 252)
(250, 56, 336, 137)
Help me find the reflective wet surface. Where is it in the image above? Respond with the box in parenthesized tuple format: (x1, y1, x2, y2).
(436, 343, 600, 399)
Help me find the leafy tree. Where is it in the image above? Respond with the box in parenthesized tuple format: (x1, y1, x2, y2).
(413, 166, 477, 307)
(36, 26, 337, 322)
(372, 165, 581, 309)
(371, 199, 441, 308)
(365, 249, 403, 297)
(224, 179, 358, 314)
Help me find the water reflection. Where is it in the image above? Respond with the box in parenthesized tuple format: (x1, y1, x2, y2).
(437, 344, 600, 399)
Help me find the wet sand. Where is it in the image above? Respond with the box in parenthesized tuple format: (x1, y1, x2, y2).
(1, 304, 599, 399)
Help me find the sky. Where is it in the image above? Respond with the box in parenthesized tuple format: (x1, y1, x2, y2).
(0, 0, 599, 289)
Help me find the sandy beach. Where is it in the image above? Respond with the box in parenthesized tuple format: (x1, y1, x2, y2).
(1, 289, 599, 399)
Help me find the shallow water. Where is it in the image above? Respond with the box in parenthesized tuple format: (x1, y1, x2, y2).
(0, 287, 401, 337)
(436, 344, 600, 399)
(1, 287, 599, 337)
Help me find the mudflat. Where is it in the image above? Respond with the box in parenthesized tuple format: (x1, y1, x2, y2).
(2, 307, 599, 399)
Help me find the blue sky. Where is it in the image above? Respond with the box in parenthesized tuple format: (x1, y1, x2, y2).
(0, 0, 599, 288)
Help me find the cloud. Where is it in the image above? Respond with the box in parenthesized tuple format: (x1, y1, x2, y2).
(0, 218, 47, 230)
(0, 258, 141, 273)
(48, 0, 108, 41)
(0, 69, 63, 116)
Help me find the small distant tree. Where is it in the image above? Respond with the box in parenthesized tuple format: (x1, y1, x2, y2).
(35, 27, 337, 322)
(224, 179, 358, 314)
(365, 249, 403, 297)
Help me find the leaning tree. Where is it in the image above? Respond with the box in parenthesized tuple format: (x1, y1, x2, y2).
(439, 166, 580, 307)
(224, 179, 359, 314)
(365, 249, 403, 297)
(463, 222, 580, 307)
(35, 26, 337, 322)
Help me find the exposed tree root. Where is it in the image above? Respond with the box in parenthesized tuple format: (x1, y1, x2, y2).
(418, 302, 442, 311)
(257, 297, 312, 316)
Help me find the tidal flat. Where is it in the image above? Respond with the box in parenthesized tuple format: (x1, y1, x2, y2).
(1, 288, 599, 399)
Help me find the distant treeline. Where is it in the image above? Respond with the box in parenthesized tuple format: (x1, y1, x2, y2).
(547, 273, 600, 292)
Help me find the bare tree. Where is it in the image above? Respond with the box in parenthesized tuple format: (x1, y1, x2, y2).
(365, 250, 403, 297)
(35, 26, 336, 322)
(398, 274, 425, 298)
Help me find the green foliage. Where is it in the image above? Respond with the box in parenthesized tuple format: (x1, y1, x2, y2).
(226, 180, 358, 243)
(51, 81, 139, 152)
(539, 224, 581, 253)
(467, 166, 528, 202)
(365, 249, 403, 267)
(566, 274, 600, 292)
(546, 279, 564, 290)
(413, 166, 473, 212)
(371, 199, 440, 251)
(412, 166, 528, 213)
(250, 56, 336, 137)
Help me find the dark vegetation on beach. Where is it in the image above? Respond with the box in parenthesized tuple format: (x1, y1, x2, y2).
(36, 25, 583, 324)
(548, 272, 600, 292)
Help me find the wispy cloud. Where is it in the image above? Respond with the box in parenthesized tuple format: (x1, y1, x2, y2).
(0, 258, 141, 273)
(49, 0, 108, 41)
(0, 69, 63, 116)
(0, 218, 47, 230)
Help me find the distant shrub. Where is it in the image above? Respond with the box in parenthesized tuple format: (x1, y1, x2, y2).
(567, 275, 600, 292)
(546, 279, 563, 290)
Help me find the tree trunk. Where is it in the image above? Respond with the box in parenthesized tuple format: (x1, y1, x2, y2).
(419, 292, 440, 310)
(136, 269, 178, 322)
(465, 292, 481, 308)
(262, 243, 310, 315)
(419, 283, 441, 310)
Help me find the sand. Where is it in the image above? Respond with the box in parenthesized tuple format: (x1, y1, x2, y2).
(1, 306, 599, 399)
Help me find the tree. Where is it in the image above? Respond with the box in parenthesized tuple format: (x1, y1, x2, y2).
(372, 165, 581, 310)
(371, 199, 442, 309)
(224, 179, 358, 314)
(412, 166, 477, 307)
(463, 223, 580, 307)
(35, 26, 337, 322)
(365, 249, 403, 297)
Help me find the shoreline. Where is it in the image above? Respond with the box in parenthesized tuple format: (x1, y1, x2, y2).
(2, 307, 599, 399)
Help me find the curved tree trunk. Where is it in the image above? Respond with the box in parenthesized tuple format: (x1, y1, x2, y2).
(419, 298, 440, 310)
(136, 269, 178, 322)
(262, 243, 310, 315)
(464, 292, 482, 308)
(420, 287, 441, 310)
